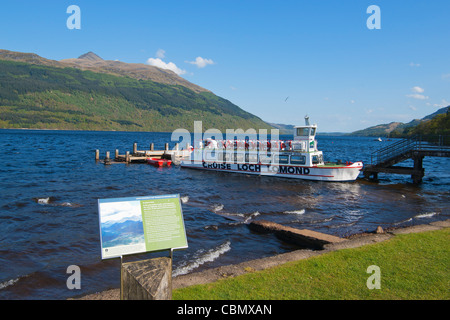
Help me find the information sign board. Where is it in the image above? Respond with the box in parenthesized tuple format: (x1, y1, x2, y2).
(98, 194, 188, 259)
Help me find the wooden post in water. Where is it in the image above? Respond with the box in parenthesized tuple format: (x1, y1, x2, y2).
(104, 151, 111, 165)
(150, 143, 154, 151)
(115, 149, 119, 159)
(133, 143, 137, 155)
(95, 150, 99, 161)
(165, 143, 169, 151)
(126, 151, 130, 163)
(121, 257, 172, 300)
(412, 154, 424, 184)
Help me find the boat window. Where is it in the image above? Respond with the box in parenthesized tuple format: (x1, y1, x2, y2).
(224, 152, 233, 163)
(290, 155, 306, 165)
(310, 128, 316, 136)
(260, 153, 271, 164)
(273, 154, 278, 164)
(312, 154, 322, 165)
(205, 150, 217, 161)
(235, 153, 244, 163)
(248, 153, 258, 163)
(297, 128, 310, 136)
(277, 155, 289, 164)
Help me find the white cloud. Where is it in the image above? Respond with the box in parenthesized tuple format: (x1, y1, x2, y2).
(408, 105, 417, 111)
(156, 49, 165, 59)
(99, 201, 142, 224)
(406, 86, 428, 100)
(433, 99, 450, 108)
(146, 58, 186, 75)
(407, 94, 429, 100)
(186, 56, 215, 68)
(409, 62, 420, 67)
(412, 86, 424, 93)
(350, 100, 355, 104)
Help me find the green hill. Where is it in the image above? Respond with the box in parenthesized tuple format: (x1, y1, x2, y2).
(391, 109, 450, 137)
(350, 121, 405, 137)
(0, 58, 272, 132)
(350, 106, 450, 137)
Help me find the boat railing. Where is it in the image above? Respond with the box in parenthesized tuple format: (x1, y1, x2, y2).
(196, 139, 303, 152)
(194, 139, 317, 152)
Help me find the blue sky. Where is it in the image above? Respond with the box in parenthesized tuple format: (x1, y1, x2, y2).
(1, 0, 449, 132)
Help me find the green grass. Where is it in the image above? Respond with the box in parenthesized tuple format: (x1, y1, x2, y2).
(173, 229, 449, 300)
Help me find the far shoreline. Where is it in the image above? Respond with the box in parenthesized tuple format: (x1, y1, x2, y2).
(0, 127, 175, 134)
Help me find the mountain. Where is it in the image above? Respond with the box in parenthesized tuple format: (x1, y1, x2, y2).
(422, 106, 449, 120)
(0, 50, 272, 132)
(101, 219, 145, 246)
(0, 49, 207, 93)
(350, 106, 450, 137)
(394, 107, 450, 137)
(269, 122, 346, 136)
(350, 121, 405, 137)
(268, 122, 295, 135)
(60, 51, 207, 93)
(77, 51, 103, 61)
(0, 49, 62, 68)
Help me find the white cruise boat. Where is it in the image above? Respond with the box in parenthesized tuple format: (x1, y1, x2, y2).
(180, 117, 363, 182)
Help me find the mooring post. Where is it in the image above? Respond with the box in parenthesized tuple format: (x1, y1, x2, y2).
(133, 143, 137, 155)
(165, 143, 169, 151)
(105, 151, 110, 161)
(412, 154, 424, 184)
(150, 143, 154, 151)
(115, 149, 119, 159)
(95, 150, 99, 161)
(126, 151, 130, 163)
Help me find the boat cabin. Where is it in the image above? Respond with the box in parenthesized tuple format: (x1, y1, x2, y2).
(292, 116, 318, 152)
(194, 116, 324, 167)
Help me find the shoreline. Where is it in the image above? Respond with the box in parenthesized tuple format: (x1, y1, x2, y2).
(75, 219, 450, 300)
(0, 127, 174, 134)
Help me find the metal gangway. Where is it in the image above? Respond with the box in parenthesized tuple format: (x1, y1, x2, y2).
(363, 135, 450, 183)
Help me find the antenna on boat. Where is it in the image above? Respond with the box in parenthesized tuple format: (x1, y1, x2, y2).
(304, 115, 310, 126)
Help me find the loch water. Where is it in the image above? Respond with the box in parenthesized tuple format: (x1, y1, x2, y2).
(0, 129, 449, 299)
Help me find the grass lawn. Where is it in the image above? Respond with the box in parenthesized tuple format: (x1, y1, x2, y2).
(173, 228, 449, 300)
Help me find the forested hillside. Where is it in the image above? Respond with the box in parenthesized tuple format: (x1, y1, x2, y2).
(0, 60, 272, 132)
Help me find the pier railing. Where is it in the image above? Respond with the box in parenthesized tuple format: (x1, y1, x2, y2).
(371, 136, 418, 165)
(371, 135, 450, 165)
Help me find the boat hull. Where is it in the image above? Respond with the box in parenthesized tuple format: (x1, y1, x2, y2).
(147, 158, 172, 167)
(180, 161, 363, 182)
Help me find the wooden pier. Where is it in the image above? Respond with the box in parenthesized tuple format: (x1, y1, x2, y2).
(363, 135, 450, 183)
(248, 220, 346, 250)
(95, 142, 190, 165)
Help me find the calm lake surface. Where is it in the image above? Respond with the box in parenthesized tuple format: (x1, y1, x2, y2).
(0, 129, 449, 299)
